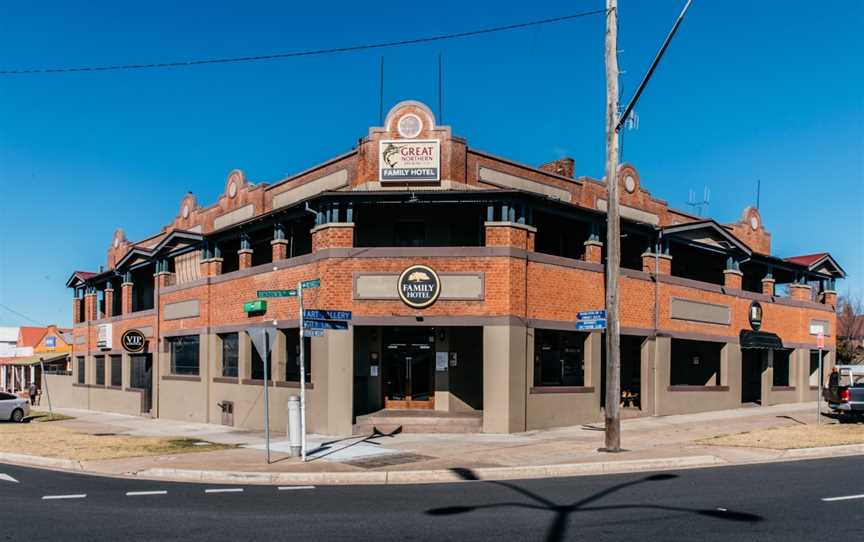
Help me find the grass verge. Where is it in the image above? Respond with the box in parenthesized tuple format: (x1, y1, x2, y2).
(698, 423, 864, 450)
(0, 422, 236, 461)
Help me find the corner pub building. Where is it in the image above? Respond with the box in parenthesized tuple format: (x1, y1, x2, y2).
(50, 101, 845, 435)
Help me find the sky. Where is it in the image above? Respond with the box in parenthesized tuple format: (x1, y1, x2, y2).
(0, 0, 862, 327)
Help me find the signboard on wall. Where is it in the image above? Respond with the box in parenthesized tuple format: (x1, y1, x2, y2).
(397, 265, 441, 309)
(96, 324, 113, 350)
(379, 140, 440, 182)
(45, 336, 56, 349)
(121, 329, 146, 354)
(748, 301, 763, 331)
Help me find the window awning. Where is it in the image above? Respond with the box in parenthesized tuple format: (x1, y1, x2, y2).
(740, 330, 783, 350)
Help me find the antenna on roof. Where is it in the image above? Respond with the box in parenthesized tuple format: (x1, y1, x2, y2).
(687, 186, 711, 216)
(437, 52, 443, 123)
(756, 179, 761, 210)
(379, 56, 385, 126)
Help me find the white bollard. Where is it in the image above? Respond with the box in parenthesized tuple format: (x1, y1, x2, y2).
(287, 395, 302, 457)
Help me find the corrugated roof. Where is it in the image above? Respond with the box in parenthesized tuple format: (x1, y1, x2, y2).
(784, 253, 829, 266)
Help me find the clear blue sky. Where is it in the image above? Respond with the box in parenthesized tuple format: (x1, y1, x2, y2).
(1, 1, 862, 327)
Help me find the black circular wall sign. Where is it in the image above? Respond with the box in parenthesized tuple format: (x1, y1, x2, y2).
(121, 329, 147, 353)
(398, 265, 441, 309)
(748, 301, 763, 331)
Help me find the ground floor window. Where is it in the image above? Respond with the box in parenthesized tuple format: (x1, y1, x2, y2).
(219, 333, 239, 378)
(534, 329, 586, 387)
(670, 339, 723, 386)
(168, 335, 200, 376)
(283, 329, 311, 382)
(76, 356, 85, 384)
(772, 349, 792, 386)
(251, 341, 271, 380)
(110, 355, 122, 387)
(95, 355, 105, 386)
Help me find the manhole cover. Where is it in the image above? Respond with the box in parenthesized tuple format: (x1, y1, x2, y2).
(344, 453, 434, 469)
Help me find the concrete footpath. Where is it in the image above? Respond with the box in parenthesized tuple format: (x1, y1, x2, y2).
(2, 403, 862, 485)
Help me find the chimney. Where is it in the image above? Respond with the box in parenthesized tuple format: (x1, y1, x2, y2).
(539, 157, 575, 178)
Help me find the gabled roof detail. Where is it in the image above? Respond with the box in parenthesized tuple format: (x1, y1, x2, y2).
(113, 229, 203, 270)
(661, 219, 752, 255)
(785, 253, 846, 278)
(65, 271, 98, 288)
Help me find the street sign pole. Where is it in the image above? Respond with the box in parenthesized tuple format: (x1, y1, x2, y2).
(39, 359, 54, 419)
(264, 331, 271, 464)
(817, 331, 824, 425)
(298, 280, 307, 462)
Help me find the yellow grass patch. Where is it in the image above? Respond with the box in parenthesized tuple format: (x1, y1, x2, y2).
(0, 422, 234, 461)
(699, 423, 864, 450)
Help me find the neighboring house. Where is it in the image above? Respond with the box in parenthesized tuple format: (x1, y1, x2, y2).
(32, 325, 73, 354)
(0, 327, 19, 357)
(0, 325, 71, 394)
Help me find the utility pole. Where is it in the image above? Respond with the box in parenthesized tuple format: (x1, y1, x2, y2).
(603, 0, 622, 452)
(603, 0, 692, 453)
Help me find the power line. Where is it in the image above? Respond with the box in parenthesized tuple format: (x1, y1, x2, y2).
(0, 303, 43, 325)
(1, 9, 607, 76)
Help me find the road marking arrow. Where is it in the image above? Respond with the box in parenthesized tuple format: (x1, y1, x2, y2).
(0, 473, 19, 483)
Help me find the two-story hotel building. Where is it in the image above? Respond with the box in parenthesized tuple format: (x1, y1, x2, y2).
(49, 101, 845, 435)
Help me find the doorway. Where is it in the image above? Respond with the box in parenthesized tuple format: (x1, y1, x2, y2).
(383, 327, 435, 409)
(741, 349, 763, 404)
(130, 354, 153, 414)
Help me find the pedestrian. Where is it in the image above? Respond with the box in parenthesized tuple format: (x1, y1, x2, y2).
(28, 381, 38, 406)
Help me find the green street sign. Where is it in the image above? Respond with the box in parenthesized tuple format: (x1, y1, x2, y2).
(301, 278, 321, 289)
(257, 289, 297, 298)
(243, 300, 267, 313)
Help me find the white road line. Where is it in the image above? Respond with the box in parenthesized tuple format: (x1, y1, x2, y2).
(822, 494, 864, 502)
(0, 473, 19, 484)
(205, 488, 244, 494)
(278, 485, 315, 491)
(42, 494, 87, 500)
(126, 491, 168, 496)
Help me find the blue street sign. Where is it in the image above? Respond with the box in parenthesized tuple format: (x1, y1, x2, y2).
(577, 310, 607, 320)
(304, 309, 352, 321)
(303, 329, 324, 337)
(303, 320, 349, 330)
(576, 319, 607, 331)
(301, 278, 321, 289)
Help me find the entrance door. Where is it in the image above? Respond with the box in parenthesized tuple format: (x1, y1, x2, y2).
(383, 329, 435, 409)
(741, 349, 763, 404)
(130, 354, 153, 414)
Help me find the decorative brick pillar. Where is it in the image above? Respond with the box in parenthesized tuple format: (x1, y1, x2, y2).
(311, 223, 355, 251)
(761, 277, 775, 296)
(121, 282, 134, 315)
(584, 240, 603, 263)
(272, 239, 289, 261)
(723, 269, 743, 290)
(484, 222, 536, 250)
(72, 297, 82, 324)
(238, 249, 253, 270)
(642, 253, 672, 275)
(210, 257, 223, 275)
(84, 292, 98, 321)
(789, 283, 812, 301)
(155, 272, 172, 289)
(104, 288, 115, 318)
(199, 258, 212, 278)
(821, 290, 837, 306)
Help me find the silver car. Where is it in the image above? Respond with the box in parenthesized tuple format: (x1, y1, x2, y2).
(0, 391, 30, 422)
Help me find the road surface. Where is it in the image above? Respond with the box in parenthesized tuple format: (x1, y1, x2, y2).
(1, 456, 862, 541)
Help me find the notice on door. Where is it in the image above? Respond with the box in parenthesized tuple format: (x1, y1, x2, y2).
(436, 352, 448, 372)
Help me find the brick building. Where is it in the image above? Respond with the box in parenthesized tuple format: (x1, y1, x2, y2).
(50, 101, 845, 434)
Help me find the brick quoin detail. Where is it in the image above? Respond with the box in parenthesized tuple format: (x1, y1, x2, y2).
(83, 293, 98, 321)
(121, 283, 133, 315)
(723, 269, 743, 290)
(238, 249, 253, 270)
(312, 224, 355, 251)
(584, 241, 603, 264)
(272, 239, 289, 261)
(762, 277, 775, 296)
(484, 223, 536, 251)
(72, 298, 82, 324)
(789, 283, 812, 301)
(642, 253, 672, 275)
(104, 288, 115, 318)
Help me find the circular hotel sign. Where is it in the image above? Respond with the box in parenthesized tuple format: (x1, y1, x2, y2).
(398, 265, 441, 309)
(748, 301, 763, 331)
(121, 329, 147, 354)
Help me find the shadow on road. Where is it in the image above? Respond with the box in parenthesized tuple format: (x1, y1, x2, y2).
(426, 469, 763, 541)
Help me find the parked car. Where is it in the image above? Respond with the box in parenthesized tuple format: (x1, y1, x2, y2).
(824, 365, 864, 420)
(0, 391, 30, 422)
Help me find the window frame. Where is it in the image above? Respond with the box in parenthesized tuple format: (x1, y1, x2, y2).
(110, 355, 123, 387)
(168, 335, 200, 376)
